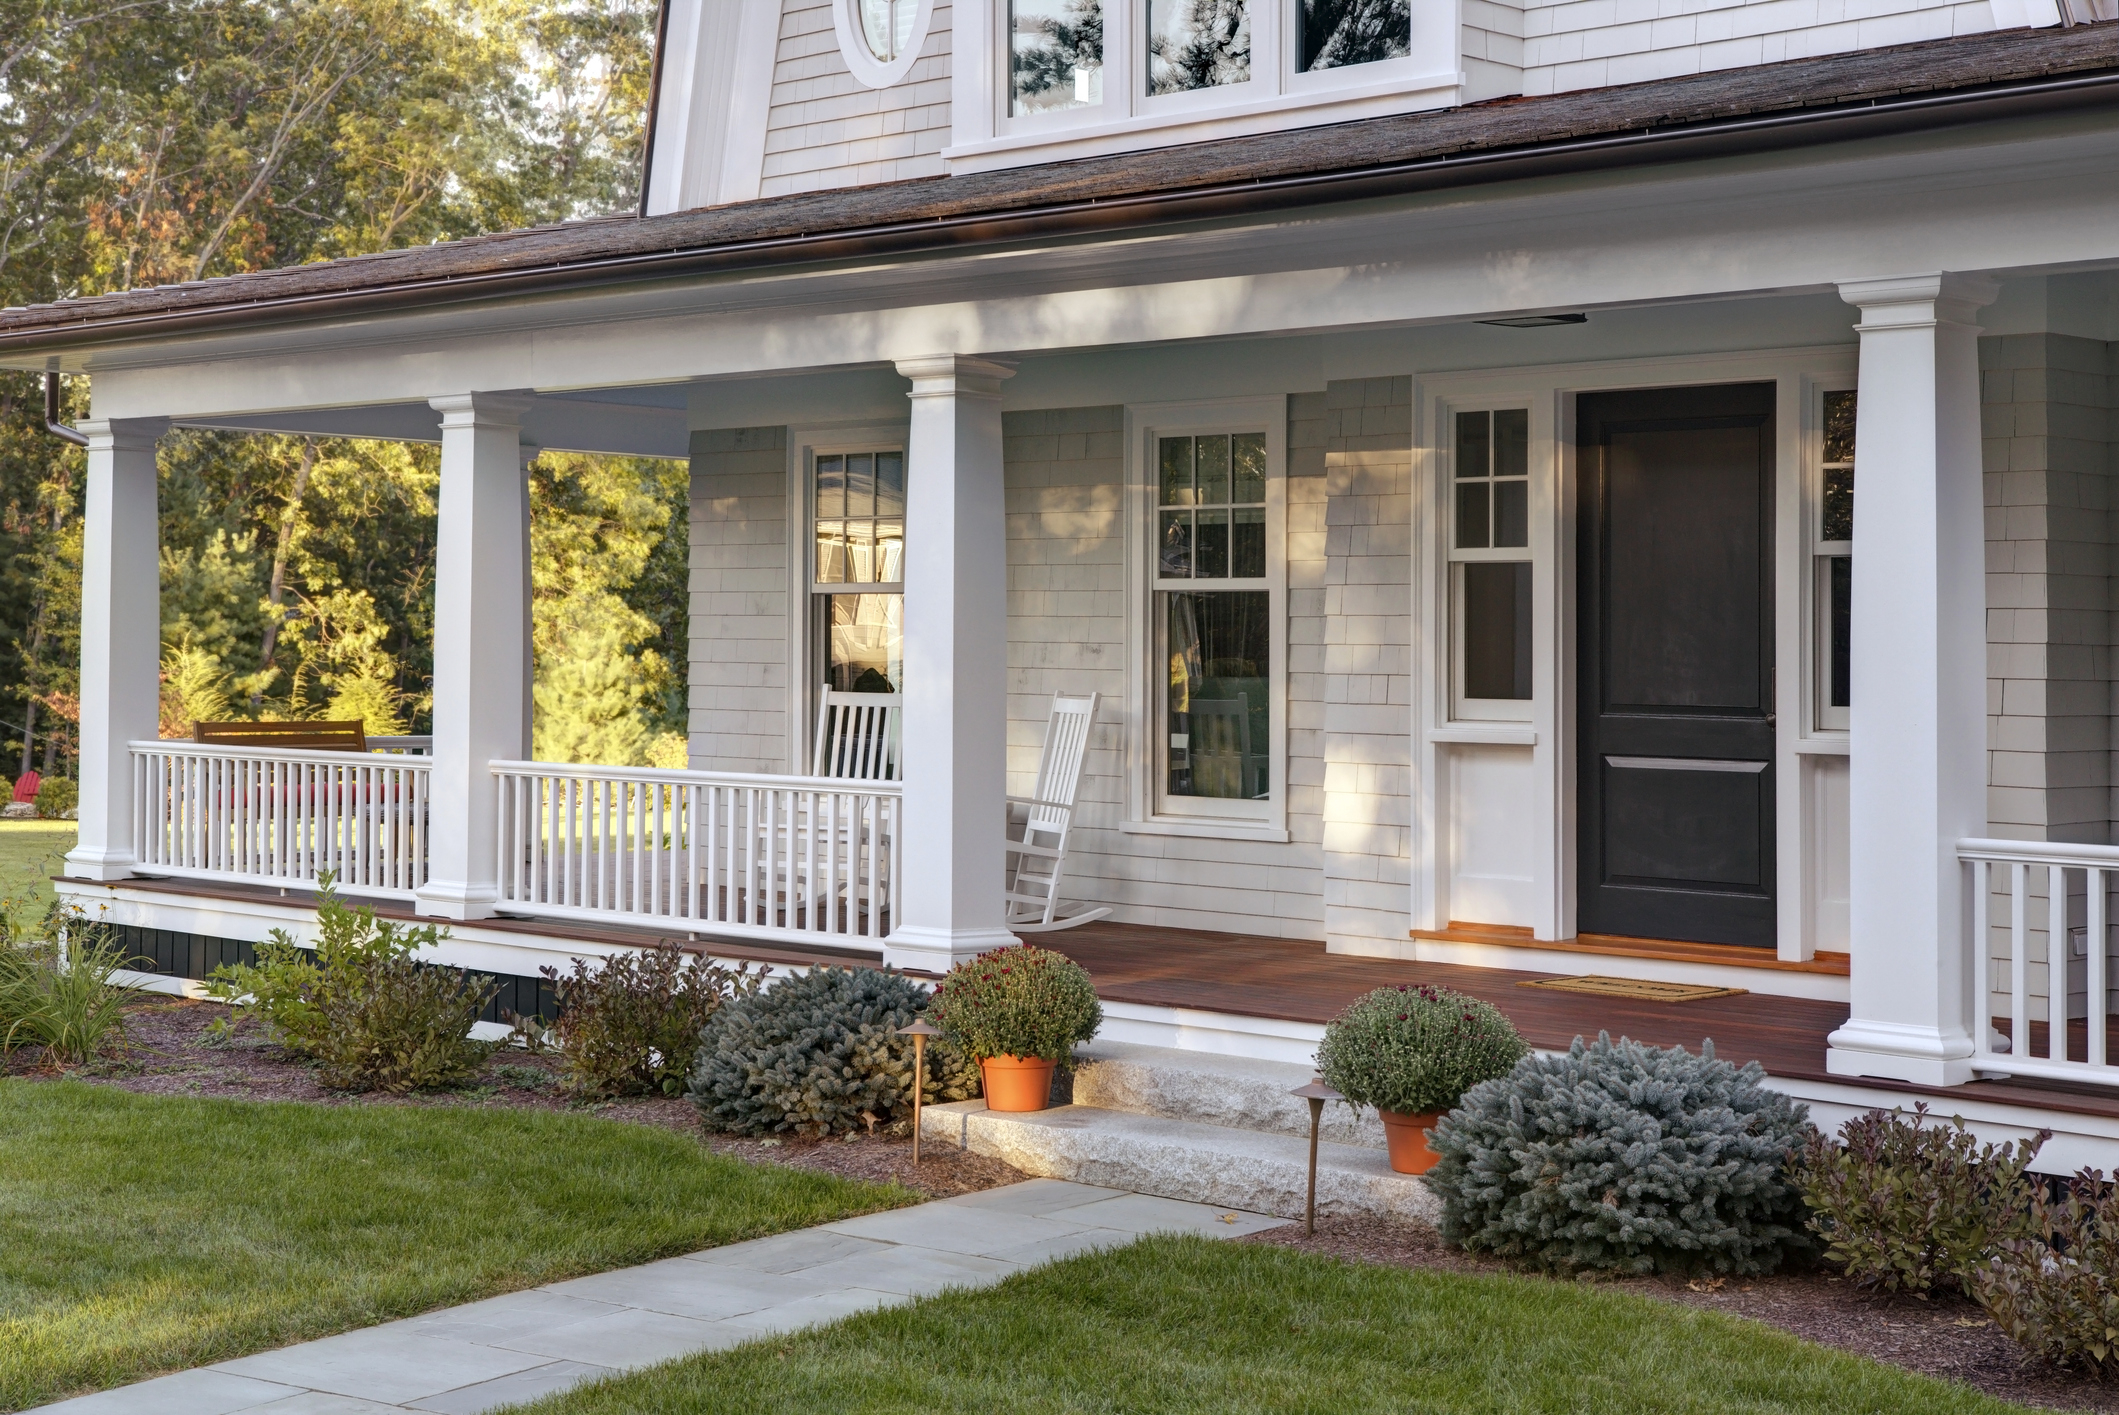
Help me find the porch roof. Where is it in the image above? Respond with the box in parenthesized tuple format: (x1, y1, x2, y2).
(3, 25, 2117, 359)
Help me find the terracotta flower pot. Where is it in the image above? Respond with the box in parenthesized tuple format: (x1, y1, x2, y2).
(980, 1054, 1058, 1112)
(1377, 1108, 1444, 1175)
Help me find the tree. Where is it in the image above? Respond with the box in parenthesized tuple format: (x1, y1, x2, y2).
(0, 0, 665, 772)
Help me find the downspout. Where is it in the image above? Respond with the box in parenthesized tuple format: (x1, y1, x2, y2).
(42, 372, 86, 446)
(637, 0, 672, 219)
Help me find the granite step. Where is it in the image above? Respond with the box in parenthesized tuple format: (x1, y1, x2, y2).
(919, 1100, 1439, 1225)
(1070, 1040, 1387, 1150)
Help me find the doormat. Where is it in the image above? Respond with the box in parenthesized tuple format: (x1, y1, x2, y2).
(1518, 975, 1747, 1002)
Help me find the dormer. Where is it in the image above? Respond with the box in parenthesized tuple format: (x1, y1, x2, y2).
(641, 0, 1522, 212)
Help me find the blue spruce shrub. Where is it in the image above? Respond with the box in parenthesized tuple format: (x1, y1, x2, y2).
(688, 965, 979, 1136)
(1425, 1031, 1817, 1275)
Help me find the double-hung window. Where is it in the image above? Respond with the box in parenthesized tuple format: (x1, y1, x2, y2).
(1132, 403, 1286, 831)
(811, 448, 906, 696)
(1814, 390, 1854, 731)
(1448, 407, 1532, 719)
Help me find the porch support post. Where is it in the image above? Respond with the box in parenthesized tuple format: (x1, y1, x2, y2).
(883, 354, 1018, 973)
(1827, 273, 1996, 1087)
(415, 393, 533, 921)
(67, 417, 169, 881)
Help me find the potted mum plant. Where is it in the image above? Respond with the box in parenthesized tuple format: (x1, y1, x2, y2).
(1316, 983, 1527, 1174)
(930, 945, 1102, 1112)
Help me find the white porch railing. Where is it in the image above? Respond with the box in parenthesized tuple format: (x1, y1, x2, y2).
(492, 761, 900, 948)
(130, 740, 431, 898)
(1961, 837, 2119, 1086)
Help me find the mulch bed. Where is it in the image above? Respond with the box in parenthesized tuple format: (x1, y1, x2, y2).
(1, 996, 1024, 1202)
(1244, 1217, 2119, 1413)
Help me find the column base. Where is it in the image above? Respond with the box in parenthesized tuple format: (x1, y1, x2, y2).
(413, 882, 500, 922)
(62, 847, 136, 882)
(1826, 1018, 1976, 1087)
(883, 925, 1021, 975)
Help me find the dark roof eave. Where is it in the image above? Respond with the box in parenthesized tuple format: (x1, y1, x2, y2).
(5, 35, 2119, 358)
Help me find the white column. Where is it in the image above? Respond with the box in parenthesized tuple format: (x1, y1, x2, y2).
(416, 393, 533, 920)
(67, 417, 169, 881)
(882, 355, 1018, 973)
(1827, 273, 1996, 1087)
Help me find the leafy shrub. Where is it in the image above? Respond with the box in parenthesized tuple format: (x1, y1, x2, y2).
(1975, 1168, 2119, 1375)
(689, 966, 979, 1136)
(34, 776, 75, 820)
(205, 879, 496, 1093)
(0, 909, 132, 1063)
(542, 946, 758, 1098)
(1426, 1031, 1816, 1276)
(1795, 1104, 2046, 1295)
(928, 945, 1101, 1062)
(1316, 983, 1527, 1116)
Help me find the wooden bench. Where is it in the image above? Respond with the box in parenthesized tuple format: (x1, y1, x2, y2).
(192, 720, 368, 752)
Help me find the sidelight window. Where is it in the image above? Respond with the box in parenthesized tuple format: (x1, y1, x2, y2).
(1814, 390, 1854, 730)
(1449, 408, 1533, 716)
(812, 449, 906, 695)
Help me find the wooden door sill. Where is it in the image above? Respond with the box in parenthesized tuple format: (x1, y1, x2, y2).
(1411, 922, 1851, 976)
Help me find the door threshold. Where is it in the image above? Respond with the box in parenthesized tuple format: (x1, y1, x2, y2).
(1410, 922, 1849, 977)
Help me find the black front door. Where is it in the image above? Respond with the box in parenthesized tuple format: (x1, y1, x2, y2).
(1577, 383, 1775, 947)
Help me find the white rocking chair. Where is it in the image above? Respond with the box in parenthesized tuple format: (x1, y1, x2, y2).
(812, 688, 902, 780)
(1004, 691, 1111, 932)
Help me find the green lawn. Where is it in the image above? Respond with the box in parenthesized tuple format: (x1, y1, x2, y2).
(521, 1235, 2033, 1415)
(0, 819, 74, 926)
(0, 1080, 913, 1412)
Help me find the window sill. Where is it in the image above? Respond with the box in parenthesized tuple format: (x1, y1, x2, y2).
(1794, 734, 1849, 756)
(1428, 725, 1537, 746)
(946, 68, 1461, 175)
(1122, 817, 1291, 845)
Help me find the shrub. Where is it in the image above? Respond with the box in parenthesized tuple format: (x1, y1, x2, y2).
(1975, 1168, 2119, 1375)
(542, 946, 758, 1098)
(1794, 1104, 2046, 1295)
(205, 879, 496, 1093)
(0, 908, 132, 1064)
(1426, 1031, 1816, 1276)
(1316, 983, 1527, 1116)
(689, 965, 979, 1137)
(928, 945, 1101, 1063)
(34, 776, 75, 820)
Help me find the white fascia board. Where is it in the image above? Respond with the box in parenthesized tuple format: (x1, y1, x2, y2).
(61, 112, 2119, 422)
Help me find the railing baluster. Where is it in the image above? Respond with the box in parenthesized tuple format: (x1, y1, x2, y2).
(2092, 866, 2109, 1070)
(2011, 861, 2029, 1063)
(2049, 863, 2069, 1062)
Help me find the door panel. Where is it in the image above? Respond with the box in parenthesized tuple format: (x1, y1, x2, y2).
(1578, 384, 1776, 946)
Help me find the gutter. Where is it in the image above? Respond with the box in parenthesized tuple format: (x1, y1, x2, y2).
(6, 63, 2119, 357)
(43, 372, 86, 446)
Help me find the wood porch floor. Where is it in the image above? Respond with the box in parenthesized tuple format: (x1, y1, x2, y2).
(74, 873, 2119, 1121)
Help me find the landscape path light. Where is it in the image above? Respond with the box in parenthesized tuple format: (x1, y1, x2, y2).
(1289, 1077, 1343, 1237)
(896, 1018, 941, 1166)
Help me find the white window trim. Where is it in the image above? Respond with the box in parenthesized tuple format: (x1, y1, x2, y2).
(835, 0, 937, 89)
(786, 422, 912, 774)
(950, 0, 1457, 171)
(1121, 396, 1290, 842)
(1412, 347, 1859, 962)
(1804, 376, 1857, 741)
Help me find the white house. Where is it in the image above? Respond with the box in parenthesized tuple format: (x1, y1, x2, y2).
(10, 1, 2119, 1169)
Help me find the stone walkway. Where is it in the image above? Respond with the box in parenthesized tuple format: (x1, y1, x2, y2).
(38, 1180, 1287, 1415)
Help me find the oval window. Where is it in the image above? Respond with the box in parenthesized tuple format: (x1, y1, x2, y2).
(859, 0, 916, 61)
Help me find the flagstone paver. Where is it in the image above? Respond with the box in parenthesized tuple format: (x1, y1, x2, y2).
(32, 1181, 1288, 1415)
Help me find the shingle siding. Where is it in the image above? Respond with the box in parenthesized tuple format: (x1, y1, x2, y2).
(759, 0, 952, 198)
(688, 427, 792, 774)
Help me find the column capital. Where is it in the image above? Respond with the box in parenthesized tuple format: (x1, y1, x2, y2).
(429, 391, 535, 430)
(894, 355, 1017, 398)
(75, 417, 170, 452)
(1837, 272, 1999, 322)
